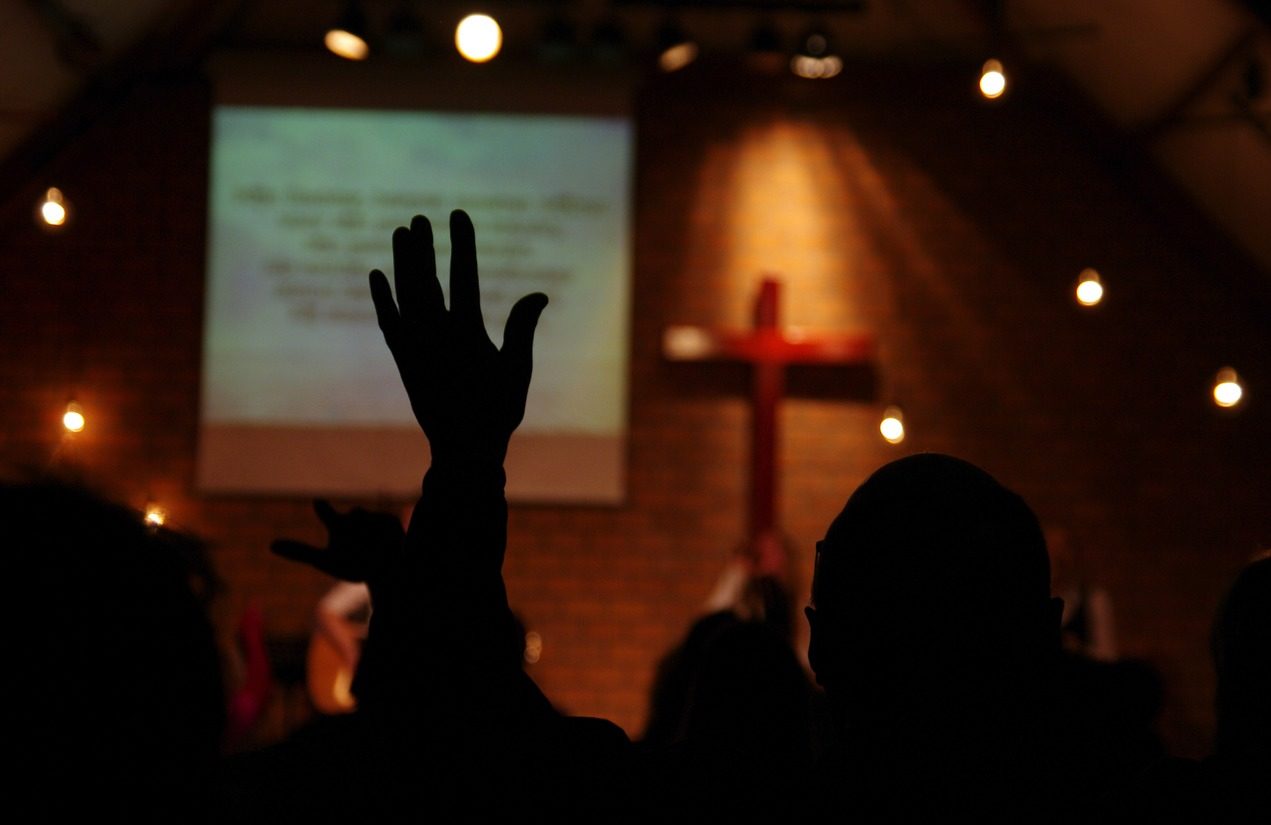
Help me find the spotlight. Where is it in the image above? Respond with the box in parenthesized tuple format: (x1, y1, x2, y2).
(62, 401, 85, 433)
(980, 58, 1006, 99)
(791, 27, 841, 80)
(325, 1, 370, 61)
(456, 13, 502, 63)
(656, 20, 697, 72)
(1075, 268, 1104, 307)
(1213, 367, 1244, 408)
(879, 406, 905, 444)
(39, 187, 68, 227)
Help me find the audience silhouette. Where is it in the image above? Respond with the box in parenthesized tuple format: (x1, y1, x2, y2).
(6, 480, 224, 821)
(18, 209, 1260, 823)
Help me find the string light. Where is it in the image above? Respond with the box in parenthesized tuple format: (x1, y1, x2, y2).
(40, 187, 68, 227)
(880, 406, 906, 444)
(62, 401, 85, 433)
(456, 14, 502, 63)
(1076, 268, 1104, 307)
(979, 59, 1006, 99)
(1213, 367, 1244, 408)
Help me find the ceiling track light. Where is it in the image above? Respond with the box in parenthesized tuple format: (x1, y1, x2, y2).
(456, 13, 503, 63)
(980, 58, 1006, 99)
(1213, 367, 1244, 408)
(655, 19, 697, 73)
(792, 25, 841, 80)
(39, 186, 69, 227)
(880, 405, 906, 444)
(325, 0, 370, 61)
(1075, 268, 1103, 307)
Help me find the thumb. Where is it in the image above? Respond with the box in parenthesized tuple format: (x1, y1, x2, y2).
(502, 292, 549, 374)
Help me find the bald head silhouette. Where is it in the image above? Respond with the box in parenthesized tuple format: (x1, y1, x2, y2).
(807, 453, 1063, 742)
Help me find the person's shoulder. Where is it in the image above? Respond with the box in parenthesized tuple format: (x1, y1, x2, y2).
(556, 715, 632, 755)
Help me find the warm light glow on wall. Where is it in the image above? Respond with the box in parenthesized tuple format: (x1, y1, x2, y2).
(40, 187, 68, 226)
(1076, 268, 1104, 306)
(880, 406, 905, 444)
(1213, 367, 1244, 408)
(455, 14, 502, 63)
(325, 28, 369, 61)
(713, 121, 853, 325)
(62, 401, 85, 433)
(979, 59, 1006, 99)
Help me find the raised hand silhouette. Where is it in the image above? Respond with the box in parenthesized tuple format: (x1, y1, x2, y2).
(369, 210, 548, 468)
(271, 499, 403, 585)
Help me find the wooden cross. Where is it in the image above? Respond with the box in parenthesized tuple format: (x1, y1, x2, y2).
(663, 277, 875, 578)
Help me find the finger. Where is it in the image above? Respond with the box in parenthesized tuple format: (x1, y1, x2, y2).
(502, 292, 548, 423)
(502, 292, 548, 364)
(410, 215, 445, 323)
(313, 499, 339, 528)
(369, 270, 401, 352)
(448, 209, 484, 330)
(392, 224, 422, 323)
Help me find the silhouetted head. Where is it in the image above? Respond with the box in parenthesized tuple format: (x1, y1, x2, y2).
(1213, 555, 1271, 757)
(806, 454, 1062, 740)
(4, 479, 224, 818)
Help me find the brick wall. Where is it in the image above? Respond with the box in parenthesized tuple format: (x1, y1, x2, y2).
(1, 62, 1267, 756)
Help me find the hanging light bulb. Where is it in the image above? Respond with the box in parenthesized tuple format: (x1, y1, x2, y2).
(979, 58, 1006, 99)
(880, 406, 906, 444)
(456, 13, 503, 63)
(325, 1, 370, 61)
(39, 187, 69, 227)
(1212, 367, 1244, 408)
(62, 400, 85, 433)
(1075, 268, 1104, 306)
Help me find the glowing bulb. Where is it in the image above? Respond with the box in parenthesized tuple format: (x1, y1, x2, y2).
(40, 187, 68, 226)
(62, 402, 85, 433)
(325, 28, 369, 61)
(880, 406, 905, 444)
(1076, 268, 1104, 306)
(659, 41, 697, 72)
(1213, 368, 1243, 408)
(980, 59, 1006, 99)
(144, 503, 167, 528)
(456, 14, 502, 63)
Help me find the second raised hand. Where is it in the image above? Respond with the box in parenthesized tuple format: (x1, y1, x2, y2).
(369, 210, 548, 467)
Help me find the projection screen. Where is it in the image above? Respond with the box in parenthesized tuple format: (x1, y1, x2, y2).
(198, 105, 631, 502)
